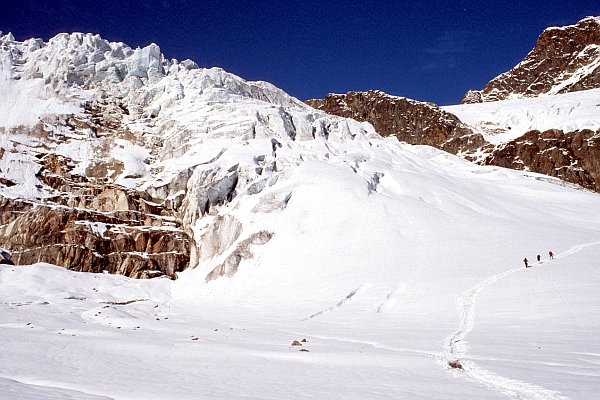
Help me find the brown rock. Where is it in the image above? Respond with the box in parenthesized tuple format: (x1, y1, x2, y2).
(0, 99, 193, 279)
(308, 91, 600, 193)
(484, 128, 600, 191)
(0, 200, 191, 278)
(306, 90, 486, 156)
(462, 17, 600, 103)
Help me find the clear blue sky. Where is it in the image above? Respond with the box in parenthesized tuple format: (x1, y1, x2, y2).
(2, 1, 599, 105)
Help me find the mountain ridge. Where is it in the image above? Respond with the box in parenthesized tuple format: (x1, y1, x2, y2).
(461, 16, 600, 103)
(306, 16, 600, 193)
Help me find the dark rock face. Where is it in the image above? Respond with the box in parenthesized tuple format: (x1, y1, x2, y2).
(484, 129, 600, 191)
(306, 91, 486, 156)
(0, 101, 192, 279)
(0, 202, 189, 278)
(462, 17, 600, 103)
(307, 90, 600, 193)
(0, 247, 13, 265)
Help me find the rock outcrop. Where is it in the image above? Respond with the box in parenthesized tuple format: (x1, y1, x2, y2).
(462, 16, 600, 103)
(0, 101, 192, 278)
(307, 16, 600, 194)
(307, 89, 600, 193)
(484, 128, 600, 191)
(306, 91, 486, 157)
(0, 247, 13, 265)
(0, 202, 189, 278)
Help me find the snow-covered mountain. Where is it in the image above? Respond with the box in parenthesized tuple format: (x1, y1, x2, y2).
(308, 88, 600, 191)
(1, 31, 600, 399)
(445, 89, 600, 191)
(461, 16, 600, 103)
(0, 31, 375, 278)
(306, 17, 600, 192)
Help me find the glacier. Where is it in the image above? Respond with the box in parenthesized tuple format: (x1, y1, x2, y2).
(0, 32, 599, 399)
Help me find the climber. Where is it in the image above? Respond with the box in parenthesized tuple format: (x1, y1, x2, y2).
(524, 257, 529, 268)
(549, 250, 554, 260)
(537, 254, 541, 263)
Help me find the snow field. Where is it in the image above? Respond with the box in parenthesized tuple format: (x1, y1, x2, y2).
(443, 88, 600, 144)
(3, 140, 600, 399)
(1, 30, 600, 400)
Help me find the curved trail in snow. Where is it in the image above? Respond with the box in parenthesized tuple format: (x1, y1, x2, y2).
(444, 266, 567, 400)
(444, 241, 600, 400)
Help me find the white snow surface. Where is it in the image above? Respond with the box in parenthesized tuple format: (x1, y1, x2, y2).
(444, 88, 600, 144)
(1, 32, 600, 399)
(2, 147, 600, 399)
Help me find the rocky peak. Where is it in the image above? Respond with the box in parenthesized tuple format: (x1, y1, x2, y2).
(462, 16, 600, 103)
(307, 90, 487, 157)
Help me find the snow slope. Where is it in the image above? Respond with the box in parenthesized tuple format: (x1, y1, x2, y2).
(2, 143, 600, 399)
(443, 88, 600, 144)
(1, 32, 600, 399)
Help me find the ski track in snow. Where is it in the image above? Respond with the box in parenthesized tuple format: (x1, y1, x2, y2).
(444, 241, 600, 400)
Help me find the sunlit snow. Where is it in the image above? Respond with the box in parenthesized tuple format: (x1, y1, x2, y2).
(1, 31, 599, 400)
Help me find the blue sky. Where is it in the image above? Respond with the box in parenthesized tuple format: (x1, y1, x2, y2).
(2, 1, 599, 104)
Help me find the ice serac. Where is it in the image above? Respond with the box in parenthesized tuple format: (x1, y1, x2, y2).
(306, 90, 486, 157)
(461, 16, 600, 103)
(0, 31, 377, 279)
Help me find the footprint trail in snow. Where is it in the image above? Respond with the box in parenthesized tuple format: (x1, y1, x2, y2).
(441, 241, 600, 400)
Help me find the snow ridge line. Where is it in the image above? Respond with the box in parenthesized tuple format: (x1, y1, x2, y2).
(0, 375, 115, 400)
(553, 241, 600, 260)
(444, 240, 600, 399)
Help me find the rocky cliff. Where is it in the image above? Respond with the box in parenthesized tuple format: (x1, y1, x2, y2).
(306, 91, 487, 157)
(484, 128, 600, 191)
(307, 17, 600, 193)
(462, 16, 600, 103)
(307, 88, 600, 193)
(0, 97, 192, 278)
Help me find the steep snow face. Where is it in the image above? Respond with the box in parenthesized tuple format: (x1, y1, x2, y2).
(0, 31, 377, 273)
(444, 88, 600, 144)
